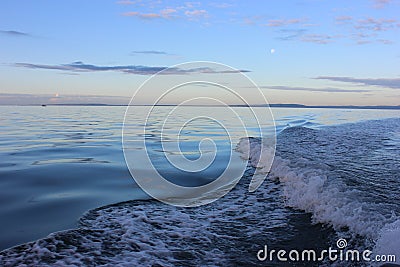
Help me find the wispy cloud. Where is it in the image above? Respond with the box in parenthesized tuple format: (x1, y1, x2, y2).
(350, 32, 376, 44)
(242, 15, 265, 25)
(355, 17, 399, 32)
(15, 61, 171, 74)
(14, 61, 250, 75)
(121, 2, 208, 21)
(209, 2, 234, 8)
(378, 39, 394, 44)
(350, 32, 394, 45)
(116, 0, 141, 5)
(131, 50, 169, 55)
(123, 8, 177, 19)
(179, 2, 201, 9)
(260, 85, 371, 93)
(161, 8, 178, 16)
(123, 11, 161, 19)
(276, 29, 338, 44)
(0, 93, 130, 105)
(262, 18, 340, 44)
(276, 28, 307, 41)
(0, 30, 30, 37)
(184, 9, 208, 19)
(334, 15, 398, 44)
(117, 1, 398, 45)
(266, 18, 305, 27)
(301, 34, 338, 44)
(269, 15, 398, 45)
(315, 76, 400, 89)
(372, 0, 392, 9)
(335, 16, 353, 24)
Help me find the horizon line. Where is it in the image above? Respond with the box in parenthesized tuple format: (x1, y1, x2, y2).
(1, 103, 399, 110)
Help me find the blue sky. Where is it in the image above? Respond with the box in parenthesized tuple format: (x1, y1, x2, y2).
(0, 0, 399, 105)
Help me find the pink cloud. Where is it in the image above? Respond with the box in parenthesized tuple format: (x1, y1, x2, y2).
(123, 8, 177, 19)
(372, 0, 392, 9)
(123, 11, 160, 19)
(355, 17, 398, 31)
(160, 8, 177, 16)
(267, 18, 305, 27)
(116, 0, 141, 5)
(335, 16, 353, 24)
(184, 9, 208, 18)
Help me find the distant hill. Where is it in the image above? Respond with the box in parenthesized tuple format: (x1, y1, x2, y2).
(33, 103, 400, 110)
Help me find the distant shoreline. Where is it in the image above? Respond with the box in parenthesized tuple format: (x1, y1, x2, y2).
(1, 103, 399, 110)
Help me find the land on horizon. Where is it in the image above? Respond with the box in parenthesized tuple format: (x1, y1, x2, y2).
(1, 102, 399, 110)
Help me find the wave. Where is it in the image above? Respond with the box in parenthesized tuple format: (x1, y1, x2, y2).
(237, 137, 396, 237)
(1, 118, 399, 266)
(237, 118, 400, 262)
(0, 185, 293, 266)
(0, 165, 293, 266)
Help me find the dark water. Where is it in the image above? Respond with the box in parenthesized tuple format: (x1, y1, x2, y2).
(0, 106, 399, 266)
(0, 106, 147, 250)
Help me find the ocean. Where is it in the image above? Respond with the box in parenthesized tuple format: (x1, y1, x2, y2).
(0, 106, 399, 266)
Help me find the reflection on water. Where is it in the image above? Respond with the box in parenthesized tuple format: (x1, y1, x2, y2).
(0, 105, 398, 250)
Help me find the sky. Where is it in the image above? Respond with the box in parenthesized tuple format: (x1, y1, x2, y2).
(0, 0, 399, 105)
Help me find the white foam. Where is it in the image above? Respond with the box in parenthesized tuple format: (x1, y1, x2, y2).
(0, 172, 289, 266)
(374, 219, 400, 263)
(237, 136, 399, 246)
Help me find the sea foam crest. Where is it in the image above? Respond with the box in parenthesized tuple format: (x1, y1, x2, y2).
(237, 136, 399, 256)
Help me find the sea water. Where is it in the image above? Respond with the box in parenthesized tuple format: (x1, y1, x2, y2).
(0, 106, 398, 266)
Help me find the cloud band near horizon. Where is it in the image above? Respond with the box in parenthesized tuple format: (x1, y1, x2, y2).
(0, 30, 30, 37)
(13, 61, 250, 75)
(260, 85, 372, 93)
(315, 76, 400, 89)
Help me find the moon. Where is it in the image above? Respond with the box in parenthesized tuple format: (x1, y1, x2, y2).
(270, 48, 275, 54)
